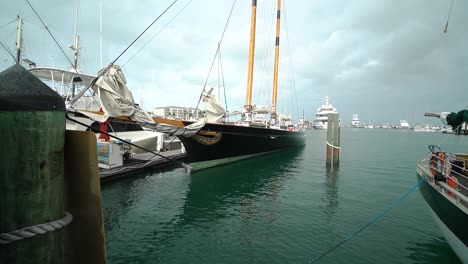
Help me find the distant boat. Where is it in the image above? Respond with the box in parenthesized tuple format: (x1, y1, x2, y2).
(416, 110, 468, 263)
(351, 114, 363, 128)
(399, 120, 410, 129)
(414, 125, 437, 133)
(312, 96, 338, 130)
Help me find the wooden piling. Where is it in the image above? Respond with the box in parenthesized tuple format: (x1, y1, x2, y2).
(0, 64, 66, 263)
(326, 113, 340, 166)
(63, 131, 106, 264)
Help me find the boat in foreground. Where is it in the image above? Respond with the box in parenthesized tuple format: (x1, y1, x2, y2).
(416, 110, 468, 262)
(416, 147, 468, 262)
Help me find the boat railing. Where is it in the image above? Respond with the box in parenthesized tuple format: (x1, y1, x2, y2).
(419, 153, 468, 207)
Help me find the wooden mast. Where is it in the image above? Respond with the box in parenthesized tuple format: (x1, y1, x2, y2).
(272, 0, 281, 117)
(245, 0, 258, 112)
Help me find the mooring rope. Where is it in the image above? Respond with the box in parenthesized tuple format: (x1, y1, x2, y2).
(0, 212, 73, 245)
(326, 141, 340, 150)
(309, 177, 425, 263)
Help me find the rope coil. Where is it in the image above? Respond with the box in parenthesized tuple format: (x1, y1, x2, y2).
(0, 212, 73, 245)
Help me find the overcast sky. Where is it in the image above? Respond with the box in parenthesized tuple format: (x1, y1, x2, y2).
(1, 0, 467, 125)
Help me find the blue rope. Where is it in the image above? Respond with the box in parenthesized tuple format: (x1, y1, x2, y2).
(309, 177, 425, 263)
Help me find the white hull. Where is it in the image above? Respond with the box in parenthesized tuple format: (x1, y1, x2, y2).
(312, 123, 328, 130)
(427, 204, 468, 262)
(66, 116, 160, 154)
(312, 97, 338, 131)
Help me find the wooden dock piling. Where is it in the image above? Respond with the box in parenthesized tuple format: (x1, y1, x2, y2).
(326, 113, 340, 166)
(0, 64, 66, 263)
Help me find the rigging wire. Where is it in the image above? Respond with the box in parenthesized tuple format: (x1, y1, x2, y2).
(24, 0, 74, 68)
(0, 19, 16, 29)
(111, 0, 179, 66)
(122, 0, 194, 68)
(70, 0, 181, 104)
(254, 0, 276, 107)
(195, 0, 237, 110)
(219, 46, 229, 113)
(443, 0, 455, 33)
(282, 0, 300, 120)
(0, 41, 17, 63)
(195, 0, 237, 111)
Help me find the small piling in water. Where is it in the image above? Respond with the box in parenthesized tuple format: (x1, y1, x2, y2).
(326, 113, 340, 166)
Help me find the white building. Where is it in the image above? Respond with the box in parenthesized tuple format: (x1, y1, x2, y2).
(153, 106, 205, 120)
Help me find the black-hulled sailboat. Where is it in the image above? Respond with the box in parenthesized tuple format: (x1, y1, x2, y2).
(156, 0, 305, 170)
(416, 110, 468, 262)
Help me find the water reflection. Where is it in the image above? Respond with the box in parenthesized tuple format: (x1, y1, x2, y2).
(406, 236, 461, 263)
(102, 166, 190, 233)
(102, 148, 305, 262)
(176, 148, 305, 225)
(321, 164, 340, 217)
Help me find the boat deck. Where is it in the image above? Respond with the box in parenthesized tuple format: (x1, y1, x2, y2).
(419, 153, 468, 209)
(99, 149, 186, 183)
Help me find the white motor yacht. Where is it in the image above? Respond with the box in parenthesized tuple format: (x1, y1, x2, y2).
(312, 96, 339, 130)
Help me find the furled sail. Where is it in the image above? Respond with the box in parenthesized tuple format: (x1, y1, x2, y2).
(74, 65, 204, 137)
(202, 87, 226, 123)
(84, 65, 155, 124)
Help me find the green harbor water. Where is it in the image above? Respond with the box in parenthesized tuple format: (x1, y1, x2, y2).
(101, 128, 467, 263)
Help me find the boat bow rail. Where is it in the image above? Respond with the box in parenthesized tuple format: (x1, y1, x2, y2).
(418, 153, 468, 209)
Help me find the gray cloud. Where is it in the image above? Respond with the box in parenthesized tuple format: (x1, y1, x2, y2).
(1, 0, 467, 125)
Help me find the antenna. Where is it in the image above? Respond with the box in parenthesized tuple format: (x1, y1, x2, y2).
(16, 15, 23, 64)
(443, 0, 455, 33)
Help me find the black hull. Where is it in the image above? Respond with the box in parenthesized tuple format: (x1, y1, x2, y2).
(416, 173, 468, 247)
(178, 122, 305, 168)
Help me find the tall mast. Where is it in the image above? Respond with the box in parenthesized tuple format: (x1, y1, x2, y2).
(16, 15, 23, 64)
(71, 0, 80, 97)
(72, 0, 79, 71)
(245, 0, 258, 112)
(100, 0, 103, 69)
(271, 0, 281, 117)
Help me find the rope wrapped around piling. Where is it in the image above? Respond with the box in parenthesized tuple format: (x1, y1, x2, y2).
(0, 212, 73, 245)
(326, 141, 341, 149)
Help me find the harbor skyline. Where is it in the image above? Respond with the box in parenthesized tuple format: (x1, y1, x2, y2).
(1, 0, 467, 124)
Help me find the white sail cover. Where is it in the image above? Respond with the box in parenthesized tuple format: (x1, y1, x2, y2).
(88, 65, 154, 124)
(72, 65, 205, 137)
(203, 87, 225, 123)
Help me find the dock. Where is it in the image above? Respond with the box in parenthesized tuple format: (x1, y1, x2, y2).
(99, 149, 186, 183)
